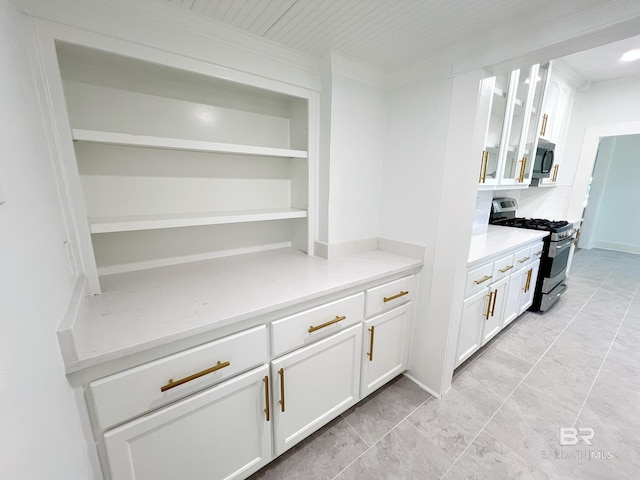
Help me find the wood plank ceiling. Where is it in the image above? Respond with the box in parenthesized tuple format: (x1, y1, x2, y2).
(151, 0, 638, 74)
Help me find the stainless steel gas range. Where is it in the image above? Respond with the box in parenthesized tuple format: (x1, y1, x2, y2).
(490, 197, 576, 312)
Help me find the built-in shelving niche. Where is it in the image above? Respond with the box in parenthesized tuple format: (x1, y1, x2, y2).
(56, 42, 310, 289)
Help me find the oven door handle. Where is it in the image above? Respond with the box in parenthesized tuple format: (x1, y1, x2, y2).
(549, 238, 574, 257)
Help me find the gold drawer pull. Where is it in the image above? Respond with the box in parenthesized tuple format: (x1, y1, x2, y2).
(278, 368, 285, 413)
(518, 256, 531, 264)
(308, 315, 346, 333)
(367, 325, 375, 361)
(498, 265, 513, 273)
(384, 290, 409, 302)
(533, 250, 543, 256)
(160, 360, 230, 392)
(473, 275, 492, 285)
(263, 375, 270, 422)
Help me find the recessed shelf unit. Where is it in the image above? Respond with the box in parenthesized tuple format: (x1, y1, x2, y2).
(52, 42, 316, 293)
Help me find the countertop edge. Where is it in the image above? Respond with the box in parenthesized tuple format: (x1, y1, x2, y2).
(63, 252, 423, 374)
(467, 226, 549, 269)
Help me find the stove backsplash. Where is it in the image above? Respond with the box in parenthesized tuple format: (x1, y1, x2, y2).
(473, 190, 494, 230)
(475, 187, 573, 230)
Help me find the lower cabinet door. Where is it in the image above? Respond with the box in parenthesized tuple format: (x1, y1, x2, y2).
(360, 303, 410, 397)
(519, 259, 540, 314)
(503, 266, 527, 327)
(455, 288, 489, 367)
(103, 365, 272, 480)
(481, 277, 509, 346)
(271, 324, 362, 455)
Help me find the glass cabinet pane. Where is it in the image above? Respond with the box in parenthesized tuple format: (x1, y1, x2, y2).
(522, 63, 548, 181)
(502, 68, 529, 182)
(481, 72, 510, 183)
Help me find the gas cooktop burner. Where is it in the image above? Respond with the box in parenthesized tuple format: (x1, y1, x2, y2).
(494, 217, 570, 232)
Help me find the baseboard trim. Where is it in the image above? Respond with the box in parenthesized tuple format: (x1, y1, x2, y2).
(592, 240, 640, 255)
(402, 372, 441, 398)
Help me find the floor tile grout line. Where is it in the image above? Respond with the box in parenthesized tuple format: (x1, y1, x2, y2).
(439, 271, 611, 480)
(329, 395, 432, 480)
(340, 415, 370, 449)
(569, 281, 640, 429)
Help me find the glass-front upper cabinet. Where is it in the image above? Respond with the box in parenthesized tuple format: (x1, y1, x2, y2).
(521, 63, 549, 184)
(499, 64, 542, 185)
(477, 63, 548, 189)
(478, 72, 511, 186)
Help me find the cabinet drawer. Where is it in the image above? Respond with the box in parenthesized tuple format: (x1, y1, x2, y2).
(90, 325, 267, 430)
(530, 241, 545, 262)
(492, 253, 515, 281)
(465, 263, 494, 298)
(365, 275, 414, 317)
(272, 293, 364, 357)
(513, 246, 532, 267)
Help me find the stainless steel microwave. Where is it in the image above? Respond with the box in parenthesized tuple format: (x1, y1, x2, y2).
(531, 139, 555, 179)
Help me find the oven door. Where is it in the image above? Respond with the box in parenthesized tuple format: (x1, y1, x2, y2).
(542, 236, 574, 292)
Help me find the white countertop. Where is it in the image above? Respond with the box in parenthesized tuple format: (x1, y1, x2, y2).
(66, 248, 422, 372)
(468, 225, 549, 267)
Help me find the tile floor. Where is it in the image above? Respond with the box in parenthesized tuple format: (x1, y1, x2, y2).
(249, 248, 640, 480)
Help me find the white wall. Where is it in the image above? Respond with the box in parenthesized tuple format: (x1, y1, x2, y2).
(585, 134, 640, 253)
(379, 75, 451, 245)
(564, 75, 640, 220)
(0, 2, 93, 479)
(327, 72, 386, 244)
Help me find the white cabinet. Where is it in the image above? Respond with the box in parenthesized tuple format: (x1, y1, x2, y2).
(360, 303, 410, 397)
(538, 63, 575, 186)
(480, 276, 509, 346)
(104, 365, 272, 480)
(90, 325, 267, 431)
(519, 260, 540, 315)
(456, 288, 490, 367)
(457, 238, 545, 367)
(271, 324, 362, 455)
(456, 274, 509, 367)
(49, 42, 316, 294)
(503, 259, 541, 327)
(477, 63, 548, 189)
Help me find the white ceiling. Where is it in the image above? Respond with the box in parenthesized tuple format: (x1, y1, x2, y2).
(557, 34, 640, 84)
(148, 0, 640, 80)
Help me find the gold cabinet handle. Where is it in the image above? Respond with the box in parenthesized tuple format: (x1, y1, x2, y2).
(533, 250, 543, 257)
(367, 325, 375, 361)
(518, 157, 527, 183)
(308, 315, 346, 333)
(498, 265, 513, 273)
(552, 164, 559, 182)
(278, 368, 285, 412)
(474, 275, 492, 285)
(485, 291, 494, 319)
(160, 360, 230, 392)
(540, 113, 548, 136)
(479, 150, 489, 183)
(383, 291, 409, 303)
(518, 256, 531, 264)
(263, 375, 270, 422)
(523, 269, 533, 292)
(490, 288, 498, 317)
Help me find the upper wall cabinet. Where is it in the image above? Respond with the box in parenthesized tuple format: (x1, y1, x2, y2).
(536, 63, 575, 187)
(477, 64, 548, 189)
(49, 42, 317, 294)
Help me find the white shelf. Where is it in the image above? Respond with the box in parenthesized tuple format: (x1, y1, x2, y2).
(89, 208, 308, 233)
(72, 129, 308, 159)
